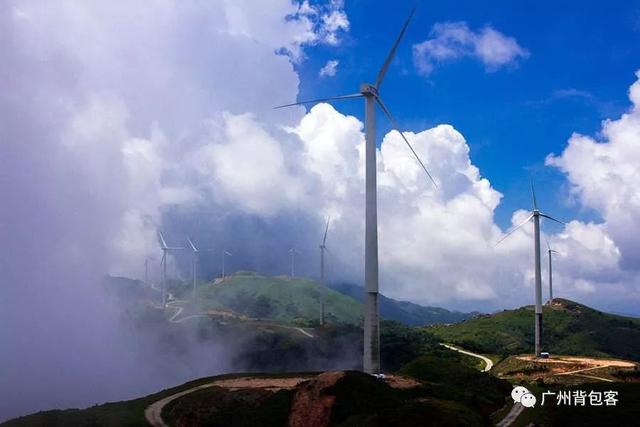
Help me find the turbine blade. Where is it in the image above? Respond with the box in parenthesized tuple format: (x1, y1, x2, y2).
(224, 251, 233, 257)
(274, 93, 362, 109)
(375, 96, 437, 188)
(322, 217, 330, 246)
(375, 7, 416, 89)
(544, 236, 551, 251)
(530, 179, 538, 211)
(540, 213, 565, 225)
(187, 237, 198, 252)
(495, 213, 534, 246)
(158, 231, 168, 249)
(167, 246, 185, 251)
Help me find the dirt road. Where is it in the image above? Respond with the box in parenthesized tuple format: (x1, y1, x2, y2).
(440, 343, 494, 372)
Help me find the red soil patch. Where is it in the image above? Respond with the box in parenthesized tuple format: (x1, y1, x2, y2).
(288, 371, 345, 427)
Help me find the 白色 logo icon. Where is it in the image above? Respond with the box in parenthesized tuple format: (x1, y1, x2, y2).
(511, 385, 536, 408)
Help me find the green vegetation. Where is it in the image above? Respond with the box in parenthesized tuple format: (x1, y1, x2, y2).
(325, 370, 486, 426)
(400, 355, 511, 419)
(163, 386, 296, 427)
(428, 299, 640, 361)
(330, 282, 478, 326)
(380, 320, 439, 371)
(194, 273, 363, 325)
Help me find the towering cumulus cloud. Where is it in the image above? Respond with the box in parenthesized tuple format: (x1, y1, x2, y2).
(0, 0, 346, 420)
(546, 72, 640, 302)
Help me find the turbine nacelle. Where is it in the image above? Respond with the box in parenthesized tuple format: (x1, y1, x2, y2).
(360, 83, 378, 96)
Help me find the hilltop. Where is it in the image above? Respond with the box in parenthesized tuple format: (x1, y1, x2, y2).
(192, 272, 362, 325)
(2, 358, 512, 427)
(428, 298, 640, 361)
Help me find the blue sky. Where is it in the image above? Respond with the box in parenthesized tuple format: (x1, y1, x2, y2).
(295, 0, 640, 229)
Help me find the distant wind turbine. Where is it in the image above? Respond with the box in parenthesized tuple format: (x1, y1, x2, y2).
(275, 8, 436, 374)
(496, 181, 564, 357)
(157, 231, 184, 307)
(319, 217, 330, 326)
(545, 237, 559, 303)
(187, 237, 199, 303)
(289, 248, 300, 278)
(221, 249, 233, 279)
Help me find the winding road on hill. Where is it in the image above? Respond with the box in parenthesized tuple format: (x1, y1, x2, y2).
(440, 343, 494, 372)
(145, 377, 310, 427)
(161, 290, 316, 338)
(439, 344, 523, 427)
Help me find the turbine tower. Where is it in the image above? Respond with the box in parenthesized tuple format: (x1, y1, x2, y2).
(497, 181, 563, 357)
(157, 232, 184, 307)
(319, 217, 330, 326)
(289, 248, 300, 278)
(545, 238, 558, 303)
(144, 257, 151, 285)
(275, 8, 436, 373)
(221, 249, 232, 279)
(187, 237, 199, 303)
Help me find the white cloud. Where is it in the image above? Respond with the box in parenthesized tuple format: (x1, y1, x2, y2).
(546, 71, 640, 270)
(223, 0, 350, 62)
(0, 0, 348, 419)
(413, 22, 529, 76)
(319, 59, 339, 77)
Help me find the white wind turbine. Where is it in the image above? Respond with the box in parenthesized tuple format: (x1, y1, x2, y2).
(545, 237, 559, 303)
(289, 247, 300, 278)
(221, 249, 233, 279)
(319, 217, 330, 326)
(187, 237, 199, 303)
(276, 8, 436, 374)
(496, 181, 563, 357)
(157, 231, 184, 307)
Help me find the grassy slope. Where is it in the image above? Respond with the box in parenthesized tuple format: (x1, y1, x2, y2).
(400, 355, 512, 420)
(427, 298, 640, 361)
(195, 272, 362, 325)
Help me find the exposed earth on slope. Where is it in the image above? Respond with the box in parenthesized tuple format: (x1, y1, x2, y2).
(494, 354, 639, 384)
(158, 370, 490, 427)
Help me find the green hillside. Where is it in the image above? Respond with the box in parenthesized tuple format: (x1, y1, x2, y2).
(193, 272, 362, 325)
(428, 298, 640, 361)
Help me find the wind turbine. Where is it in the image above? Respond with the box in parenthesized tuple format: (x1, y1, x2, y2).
(319, 217, 330, 326)
(221, 249, 232, 279)
(289, 248, 300, 278)
(275, 8, 436, 374)
(157, 231, 184, 307)
(187, 237, 199, 303)
(545, 238, 559, 303)
(496, 181, 563, 357)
